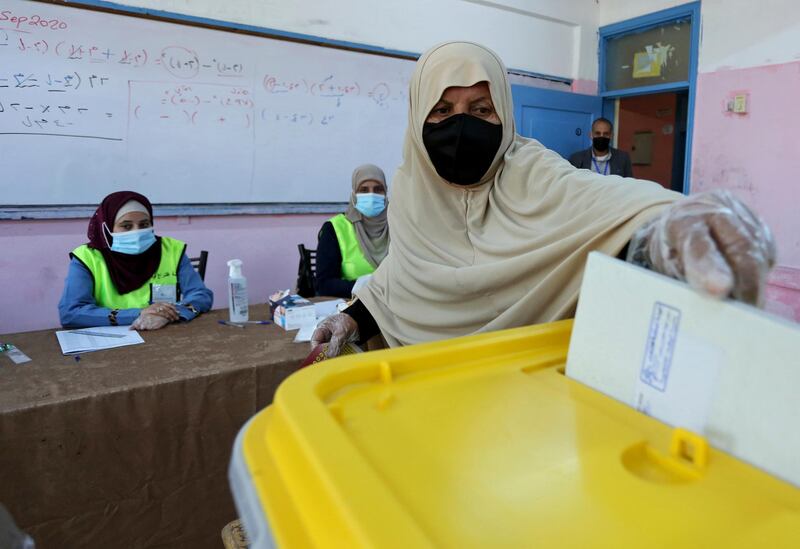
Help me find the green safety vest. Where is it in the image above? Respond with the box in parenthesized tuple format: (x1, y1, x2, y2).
(71, 236, 185, 309)
(329, 214, 375, 281)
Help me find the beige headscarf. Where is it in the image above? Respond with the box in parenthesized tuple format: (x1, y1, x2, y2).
(357, 42, 681, 347)
(345, 164, 390, 268)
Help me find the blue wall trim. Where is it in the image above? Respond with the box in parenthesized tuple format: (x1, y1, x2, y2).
(59, 0, 420, 59)
(600, 3, 698, 37)
(507, 69, 571, 85)
(598, 2, 701, 195)
(600, 82, 689, 98)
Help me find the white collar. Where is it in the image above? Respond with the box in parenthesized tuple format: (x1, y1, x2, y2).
(592, 151, 611, 161)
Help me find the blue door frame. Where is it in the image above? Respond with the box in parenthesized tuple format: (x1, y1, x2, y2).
(599, 2, 701, 194)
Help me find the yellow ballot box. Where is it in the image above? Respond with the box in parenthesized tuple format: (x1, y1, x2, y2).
(228, 319, 800, 548)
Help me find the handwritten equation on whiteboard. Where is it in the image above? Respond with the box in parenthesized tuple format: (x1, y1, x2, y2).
(0, 7, 407, 141)
(130, 82, 254, 134)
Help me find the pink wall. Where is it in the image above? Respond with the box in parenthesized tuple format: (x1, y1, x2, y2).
(571, 79, 598, 95)
(765, 267, 800, 322)
(0, 214, 328, 334)
(691, 60, 800, 321)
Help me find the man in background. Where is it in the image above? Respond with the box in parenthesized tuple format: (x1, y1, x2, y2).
(569, 117, 633, 177)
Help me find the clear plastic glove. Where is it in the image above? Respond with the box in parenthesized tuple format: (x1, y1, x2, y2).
(628, 189, 776, 306)
(351, 274, 373, 297)
(131, 312, 171, 331)
(310, 313, 359, 358)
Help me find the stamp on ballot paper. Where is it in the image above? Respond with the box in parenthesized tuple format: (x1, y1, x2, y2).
(639, 301, 681, 392)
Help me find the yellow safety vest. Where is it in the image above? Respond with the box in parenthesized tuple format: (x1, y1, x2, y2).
(329, 214, 375, 281)
(71, 236, 185, 309)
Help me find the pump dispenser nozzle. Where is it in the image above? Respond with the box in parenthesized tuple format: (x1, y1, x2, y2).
(227, 259, 243, 278)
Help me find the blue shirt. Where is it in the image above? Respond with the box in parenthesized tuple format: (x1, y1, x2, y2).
(58, 253, 213, 328)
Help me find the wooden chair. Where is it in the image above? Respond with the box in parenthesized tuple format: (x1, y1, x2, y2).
(296, 244, 317, 297)
(190, 250, 209, 281)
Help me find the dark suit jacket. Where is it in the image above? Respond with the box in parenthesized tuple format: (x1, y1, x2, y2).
(568, 147, 633, 177)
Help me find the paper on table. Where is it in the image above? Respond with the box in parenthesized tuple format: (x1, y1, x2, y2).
(292, 300, 346, 343)
(56, 326, 145, 355)
(313, 299, 346, 319)
(293, 323, 315, 343)
(0, 344, 31, 364)
(294, 319, 322, 343)
(291, 300, 347, 343)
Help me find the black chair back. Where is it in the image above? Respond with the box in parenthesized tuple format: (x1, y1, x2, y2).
(296, 244, 317, 297)
(190, 250, 209, 281)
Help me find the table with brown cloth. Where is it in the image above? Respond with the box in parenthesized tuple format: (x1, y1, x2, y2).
(0, 305, 309, 549)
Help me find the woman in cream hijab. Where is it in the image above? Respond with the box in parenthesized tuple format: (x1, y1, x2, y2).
(313, 42, 775, 354)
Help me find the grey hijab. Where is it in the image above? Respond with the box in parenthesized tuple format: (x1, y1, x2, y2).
(344, 164, 390, 268)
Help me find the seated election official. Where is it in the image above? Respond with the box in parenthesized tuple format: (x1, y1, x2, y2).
(314, 164, 390, 298)
(58, 191, 213, 330)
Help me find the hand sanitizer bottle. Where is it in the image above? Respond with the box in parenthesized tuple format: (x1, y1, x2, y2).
(227, 259, 249, 322)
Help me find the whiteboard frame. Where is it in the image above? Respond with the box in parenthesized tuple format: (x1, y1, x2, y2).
(5, 0, 572, 219)
(0, 203, 349, 220)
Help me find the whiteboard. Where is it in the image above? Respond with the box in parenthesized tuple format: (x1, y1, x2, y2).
(0, 0, 413, 205)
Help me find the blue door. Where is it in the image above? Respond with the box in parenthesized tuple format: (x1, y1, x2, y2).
(511, 85, 603, 159)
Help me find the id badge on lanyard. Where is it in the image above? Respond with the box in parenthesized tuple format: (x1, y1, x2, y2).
(151, 283, 178, 303)
(592, 157, 610, 175)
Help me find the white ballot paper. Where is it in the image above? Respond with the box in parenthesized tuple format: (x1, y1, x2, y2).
(566, 252, 800, 486)
(56, 326, 145, 355)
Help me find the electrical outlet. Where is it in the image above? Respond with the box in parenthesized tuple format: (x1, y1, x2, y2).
(733, 94, 747, 113)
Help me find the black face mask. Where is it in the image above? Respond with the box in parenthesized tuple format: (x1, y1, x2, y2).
(422, 113, 503, 185)
(592, 136, 611, 152)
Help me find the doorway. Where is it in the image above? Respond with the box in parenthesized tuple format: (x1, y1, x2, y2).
(599, 2, 700, 194)
(616, 90, 688, 192)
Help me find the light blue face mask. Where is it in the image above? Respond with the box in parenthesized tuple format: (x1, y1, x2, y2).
(108, 226, 157, 255)
(355, 193, 386, 217)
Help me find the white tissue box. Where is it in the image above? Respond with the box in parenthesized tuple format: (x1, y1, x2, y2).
(270, 294, 316, 330)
